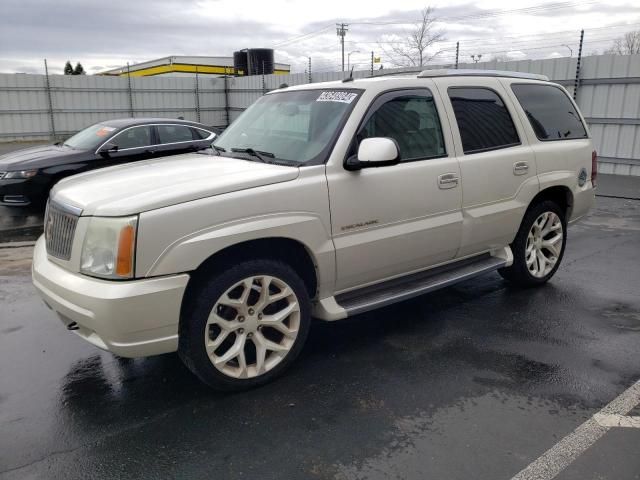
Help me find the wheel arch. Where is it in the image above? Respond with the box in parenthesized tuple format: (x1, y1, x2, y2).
(179, 237, 319, 332)
(528, 185, 574, 219)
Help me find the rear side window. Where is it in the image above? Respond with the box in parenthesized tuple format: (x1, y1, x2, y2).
(511, 84, 587, 141)
(448, 87, 520, 154)
(192, 128, 213, 139)
(157, 125, 194, 144)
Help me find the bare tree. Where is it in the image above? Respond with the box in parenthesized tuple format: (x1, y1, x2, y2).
(604, 31, 640, 55)
(379, 7, 445, 68)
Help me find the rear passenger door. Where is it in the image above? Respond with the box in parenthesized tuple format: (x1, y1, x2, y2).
(435, 79, 539, 257)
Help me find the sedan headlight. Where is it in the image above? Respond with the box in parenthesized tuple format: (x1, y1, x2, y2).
(81, 216, 138, 279)
(4, 169, 38, 179)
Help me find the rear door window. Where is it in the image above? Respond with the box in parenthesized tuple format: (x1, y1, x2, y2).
(157, 124, 195, 144)
(448, 87, 520, 154)
(511, 84, 587, 141)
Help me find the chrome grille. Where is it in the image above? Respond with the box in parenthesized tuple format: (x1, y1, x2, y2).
(45, 201, 80, 260)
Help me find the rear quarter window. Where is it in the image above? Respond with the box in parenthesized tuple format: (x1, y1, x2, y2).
(511, 84, 587, 141)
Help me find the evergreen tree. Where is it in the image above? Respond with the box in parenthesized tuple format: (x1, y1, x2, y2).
(63, 61, 74, 75)
(73, 62, 85, 75)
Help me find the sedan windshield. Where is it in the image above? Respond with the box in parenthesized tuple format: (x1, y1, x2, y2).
(64, 124, 118, 150)
(213, 89, 361, 165)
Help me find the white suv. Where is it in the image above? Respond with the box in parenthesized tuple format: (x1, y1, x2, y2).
(33, 70, 596, 390)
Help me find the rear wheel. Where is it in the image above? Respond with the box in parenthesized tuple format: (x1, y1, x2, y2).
(179, 258, 311, 390)
(499, 200, 567, 287)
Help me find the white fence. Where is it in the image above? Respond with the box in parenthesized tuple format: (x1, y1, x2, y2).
(1, 54, 639, 175)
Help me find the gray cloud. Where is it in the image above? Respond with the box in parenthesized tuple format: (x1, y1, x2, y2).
(1, 0, 639, 74)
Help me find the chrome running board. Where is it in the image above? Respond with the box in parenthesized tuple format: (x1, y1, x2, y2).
(336, 254, 507, 316)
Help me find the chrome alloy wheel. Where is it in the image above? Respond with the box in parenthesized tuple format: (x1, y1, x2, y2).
(204, 275, 301, 379)
(526, 211, 564, 278)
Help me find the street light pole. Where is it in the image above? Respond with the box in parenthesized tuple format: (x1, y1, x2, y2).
(347, 50, 360, 71)
(562, 44, 573, 57)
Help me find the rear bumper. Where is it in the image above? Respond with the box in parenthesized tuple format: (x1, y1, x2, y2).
(32, 236, 189, 357)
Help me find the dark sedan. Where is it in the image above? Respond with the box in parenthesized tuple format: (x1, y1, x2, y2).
(0, 118, 216, 209)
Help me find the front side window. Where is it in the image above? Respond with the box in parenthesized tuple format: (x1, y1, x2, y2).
(356, 89, 446, 161)
(448, 87, 520, 154)
(511, 84, 587, 141)
(110, 126, 153, 150)
(214, 89, 361, 165)
(157, 125, 195, 144)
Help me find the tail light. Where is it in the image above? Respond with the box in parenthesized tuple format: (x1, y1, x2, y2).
(591, 150, 598, 188)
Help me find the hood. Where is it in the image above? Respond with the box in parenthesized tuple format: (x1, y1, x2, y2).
(0, 144, 82, 170)
(50, 153, 300, 216)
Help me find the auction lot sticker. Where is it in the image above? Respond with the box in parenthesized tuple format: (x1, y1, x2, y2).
(317, 91, 358, 103)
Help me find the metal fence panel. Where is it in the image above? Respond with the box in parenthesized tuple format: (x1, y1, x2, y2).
(1, 54, 640, 174)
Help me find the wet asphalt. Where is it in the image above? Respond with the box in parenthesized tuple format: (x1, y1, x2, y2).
(1, 196, 640, 480)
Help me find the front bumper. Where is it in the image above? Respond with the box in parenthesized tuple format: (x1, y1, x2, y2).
(32, 236, 189, 357)
(0, 176, 47, 207)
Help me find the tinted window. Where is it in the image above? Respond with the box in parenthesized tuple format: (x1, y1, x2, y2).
(157, 125, 194, 143)
(511, 84, 587, 140)
(448, 87, 519, 154)
(191, 128, 211, 140)
(357, 90, 446, 161)
(111, 126, 153, 149)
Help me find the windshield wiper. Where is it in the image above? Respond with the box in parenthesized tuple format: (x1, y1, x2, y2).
(230, 147, 275, 163)
(212, 145, 226, 155)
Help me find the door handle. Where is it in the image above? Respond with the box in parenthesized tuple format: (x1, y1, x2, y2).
(513, 161, 529, 175)
(438, 173, 459, 189)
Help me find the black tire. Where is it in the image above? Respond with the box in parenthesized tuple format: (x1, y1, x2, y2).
(179, 258, 311, 391)
(499, 200, 567, 288)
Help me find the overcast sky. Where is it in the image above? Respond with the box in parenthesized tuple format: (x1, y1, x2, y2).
(1, 0, 639, 75)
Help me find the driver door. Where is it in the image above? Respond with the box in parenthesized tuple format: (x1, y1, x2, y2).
(327, 88, 464, 292)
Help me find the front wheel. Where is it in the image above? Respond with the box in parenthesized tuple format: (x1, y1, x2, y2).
(499, 200, 567, 287)
(179, 259, 311, 390)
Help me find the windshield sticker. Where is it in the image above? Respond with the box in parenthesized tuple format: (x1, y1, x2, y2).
(95, 126, 116, 137)
(316, 91, 358, 104)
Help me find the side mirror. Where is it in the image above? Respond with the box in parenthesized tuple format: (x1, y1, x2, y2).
(98, 143, 118, 157)
(346, 137, 400, 171)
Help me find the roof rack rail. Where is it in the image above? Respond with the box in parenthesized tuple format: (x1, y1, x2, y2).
(417, 69, 549, 81)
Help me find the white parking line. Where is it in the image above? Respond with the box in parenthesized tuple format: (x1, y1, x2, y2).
(510, 379, 640, 480)
(594, 413, 640, 428)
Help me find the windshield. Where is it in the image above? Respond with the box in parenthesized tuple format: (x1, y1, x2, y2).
(64, 124, 118, 150)
(214, 89, 361, 165)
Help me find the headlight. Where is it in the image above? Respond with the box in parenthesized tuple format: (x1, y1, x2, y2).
(81, 216, 138, 279)
(4, 169, 38, 179)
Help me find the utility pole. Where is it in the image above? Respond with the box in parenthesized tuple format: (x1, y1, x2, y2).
(336, 23, 349, 72)
(371, 51, 374, 76)
(573, 29, 584, 101)
(308, 57, 312, 83)
(455, 42, 459, 69)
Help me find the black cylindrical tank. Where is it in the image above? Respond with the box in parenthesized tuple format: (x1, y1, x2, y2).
(233, 51, 248, 76)
(247, 48, 275, 75)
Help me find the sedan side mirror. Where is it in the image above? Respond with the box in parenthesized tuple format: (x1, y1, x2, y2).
(98, 143, 118, 157)
(345, 137, 400, 171)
